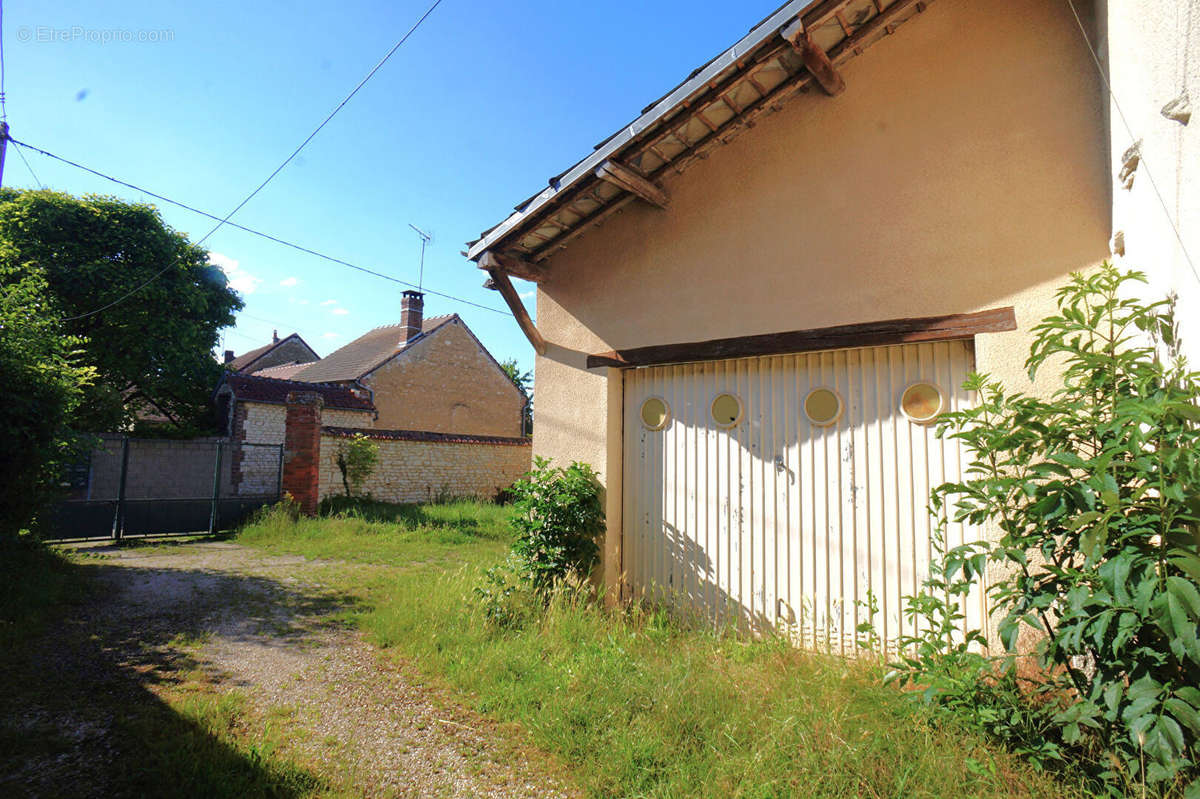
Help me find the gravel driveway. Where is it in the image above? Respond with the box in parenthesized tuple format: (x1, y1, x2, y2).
(3, 539, 571, 798)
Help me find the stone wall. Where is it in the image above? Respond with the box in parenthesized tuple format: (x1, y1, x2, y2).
(363, 319, 525, 437)
(241, 336, 317, 373)
(318, 427, 531, 504)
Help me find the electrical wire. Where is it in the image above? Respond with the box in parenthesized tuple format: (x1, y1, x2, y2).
(12, 139, 507, 318)
(38, 0, 448, 321)
(193, 0, 444, 247)
(1063, 0, 1200, 287)
(14, 140, 41, 187)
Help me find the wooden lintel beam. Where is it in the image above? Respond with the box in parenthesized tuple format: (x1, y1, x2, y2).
(780, 18, 846, 97)
(594, 159, 669, 209)
(485, 267, 546, 356)
(587, 308, 1017, 369)
(478, 250, 548, 284)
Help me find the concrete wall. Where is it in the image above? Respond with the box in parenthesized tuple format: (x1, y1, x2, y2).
(362, 319, 525, 437)
(318, 430, 531, 504)
(1103, 0, 1200, 362)
(529, 0, 1111, 590)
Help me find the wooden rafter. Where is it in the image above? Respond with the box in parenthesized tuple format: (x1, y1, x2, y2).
(588, 308, 1017, 369)
(780, 18, 846, 96)
(482, 263, 546, 356)
(478, 250, 549, 284)
(503, 0, 928, 261)
(594, 159, 669, 209)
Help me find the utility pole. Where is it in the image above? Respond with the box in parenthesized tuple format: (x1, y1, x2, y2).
(408, 223, 431, 292)
(0, 121, 9, 188)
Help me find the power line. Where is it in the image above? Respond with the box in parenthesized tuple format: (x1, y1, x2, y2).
(38, 0, 447, 320)
(194, 0, 444, 247)
(14, 140, 41, 187)
(1063, 0, 1200, 287)
(12, 139, 507, 317)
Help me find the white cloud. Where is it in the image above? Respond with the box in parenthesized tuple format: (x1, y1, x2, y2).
(331, 307, 350, 316)
(320, 299, 338, 306)
(209, 252, 261, 295)
(322, 332, 340, 340)
(298, 299, 310, 305)
(519, 291, 535, 299)
(279, 276, 299, 288)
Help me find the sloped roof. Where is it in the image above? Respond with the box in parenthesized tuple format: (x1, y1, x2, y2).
(227, 333, 317, 373)
(291, 314, 455, 383)
(254, 362, 310, 380)
(219, 372, 375, 412)
(466, 0, 930, 264)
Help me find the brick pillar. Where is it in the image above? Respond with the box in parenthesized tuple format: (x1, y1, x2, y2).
(282, 391, 323, 515)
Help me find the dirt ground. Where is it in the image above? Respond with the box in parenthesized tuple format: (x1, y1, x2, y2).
(0, 540, 572, 798)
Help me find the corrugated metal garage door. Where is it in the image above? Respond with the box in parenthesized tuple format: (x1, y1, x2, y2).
(621, 340, 985, 653)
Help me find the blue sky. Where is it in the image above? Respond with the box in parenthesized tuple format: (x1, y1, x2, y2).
(8, 0, 774, 376)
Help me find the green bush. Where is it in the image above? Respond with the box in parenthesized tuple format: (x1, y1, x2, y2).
(509, 457, 604, 590)
(475, 458, 604, 626)
(0, 270, 93, 538)
(890, 265, 1200, 796)
(334, 433, 378, 497)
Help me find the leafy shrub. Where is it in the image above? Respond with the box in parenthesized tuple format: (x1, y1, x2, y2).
(890, 265, 1200, 795)
(475, 458, 604, 627)
(0, 270, 93, 538)
(334, 433, 378, 497)
(509, 457, 604, 591)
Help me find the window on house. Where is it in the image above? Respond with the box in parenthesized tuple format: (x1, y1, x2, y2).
(640, 397, 670, 431)
(711, 393, 742, 428)
(804, 388, 842, 426)
(900, 382, 944, 424)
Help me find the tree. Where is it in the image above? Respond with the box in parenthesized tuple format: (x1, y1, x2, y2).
(500, 357, 533, 436)
(0, 189, 242, 433)
(0, 268, 94, 537)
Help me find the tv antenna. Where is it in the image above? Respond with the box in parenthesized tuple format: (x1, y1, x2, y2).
(408, 223, 432, 292)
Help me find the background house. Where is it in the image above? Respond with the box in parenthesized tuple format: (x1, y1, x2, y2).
(224, 331, 319, 375)
(288, 291, 527, 438)
(466, 0, 1120, 650)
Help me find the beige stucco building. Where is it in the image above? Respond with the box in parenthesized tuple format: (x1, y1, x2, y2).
(463, 0, 1148, 649)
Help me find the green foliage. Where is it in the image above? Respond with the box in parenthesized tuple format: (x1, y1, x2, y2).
(0, 189, 242, 433)
(891, 265, 1200, 795)
(0, 270, 94, 537)
(499, 357, 533, 436)
(507, 457, 604, 592)
(334, 433, 378, 497)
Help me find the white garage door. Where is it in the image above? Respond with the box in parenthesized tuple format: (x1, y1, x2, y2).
(621, 339, 985, 653)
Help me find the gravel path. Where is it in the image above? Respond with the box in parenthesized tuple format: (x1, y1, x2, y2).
(10, 540, 572, 798)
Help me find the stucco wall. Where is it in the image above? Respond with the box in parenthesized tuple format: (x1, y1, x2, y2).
(362, 319, 525, 437)
(529, 0, 1111, 590)
(318, 431, 531, 503)
(1103, 0, 1200, 362)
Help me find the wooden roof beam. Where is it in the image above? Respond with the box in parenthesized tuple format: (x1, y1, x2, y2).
(780, 18, 846, 97)
(478, 249, 549, 284)
(481, 260, 547, 356)
(594, 159, 669, 209)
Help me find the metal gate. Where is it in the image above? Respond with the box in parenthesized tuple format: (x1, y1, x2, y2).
(621, 339, 986, 653)
(45, 436, 283, 541)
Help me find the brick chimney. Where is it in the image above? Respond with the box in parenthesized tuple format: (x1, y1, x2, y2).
(272, 329, 280, 344)
(399, 290, 424, 348)
(224, 350, 235, 364)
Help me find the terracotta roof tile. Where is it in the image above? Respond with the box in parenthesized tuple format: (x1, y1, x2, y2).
(292, 314, 456, 383)
(323, 426, 529, 446)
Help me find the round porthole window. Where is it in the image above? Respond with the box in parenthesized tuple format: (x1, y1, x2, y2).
(640, 397, 670, 431)
(804, 388, 842, 426)
(711, 393, 742, 428)
(900, 382, 944, 424)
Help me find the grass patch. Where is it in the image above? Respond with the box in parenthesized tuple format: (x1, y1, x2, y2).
(239, 504, 1086, 798)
